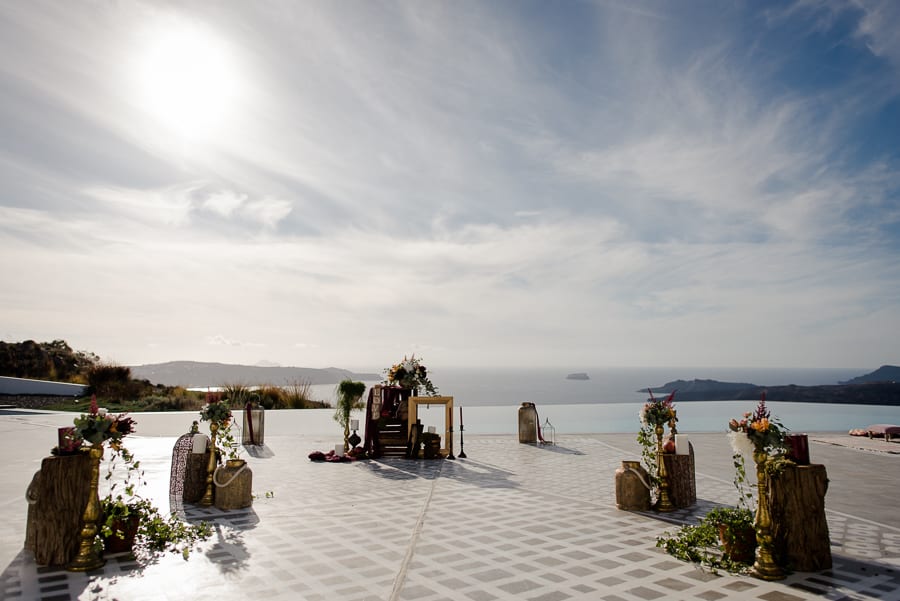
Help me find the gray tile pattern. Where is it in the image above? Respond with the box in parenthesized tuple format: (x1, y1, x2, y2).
(1, 430, 899, 601)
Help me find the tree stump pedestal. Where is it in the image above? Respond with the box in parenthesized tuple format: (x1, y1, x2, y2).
(183, 451, 211, 504)
(662, 444, 696, 509)
(767, 463, 831, 572)
(24, 454, 92, 566)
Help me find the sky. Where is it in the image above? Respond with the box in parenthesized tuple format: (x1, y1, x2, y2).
(1, 0, 899, 371)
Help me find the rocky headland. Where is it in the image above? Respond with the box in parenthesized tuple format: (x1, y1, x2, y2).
(644, 365, 900, 406)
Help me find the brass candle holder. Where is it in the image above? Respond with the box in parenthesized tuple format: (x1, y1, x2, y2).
(655, 424, 674, 512)
(67, 444, 106, 572)
(752, 451, 785, 580)
(199, 422, 219, 507)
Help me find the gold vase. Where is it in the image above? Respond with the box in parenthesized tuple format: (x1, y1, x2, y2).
(67, 444, 106, 572)
(199, 422, 219, 507)
(751, 450, 785, 580)
(655, 424, 674, 512)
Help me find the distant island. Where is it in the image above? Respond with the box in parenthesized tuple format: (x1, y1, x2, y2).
(130, 361, 380, 388)
(840, 365, 900, 385)
(643, 365, 900, 406)
(566, 372, 590, 380)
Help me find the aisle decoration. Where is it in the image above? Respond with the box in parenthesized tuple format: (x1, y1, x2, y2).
(384, 354, 438, 396)
(65, 396, 212, 565)
(67, 396, 135, 571)
(727, 394, 789, 580)
(198, 391, 234, 506)
(637, 389, 677, 512)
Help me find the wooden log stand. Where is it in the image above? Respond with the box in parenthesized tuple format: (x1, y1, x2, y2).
(183, 451, 211, 504)
(213, 462, 253, 510)
(767, 463, 831, 572)
(662, 445, 697, 509)
(24, 454, 93, 566)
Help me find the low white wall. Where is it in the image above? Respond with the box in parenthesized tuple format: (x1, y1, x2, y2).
(0, 376, 88, 396)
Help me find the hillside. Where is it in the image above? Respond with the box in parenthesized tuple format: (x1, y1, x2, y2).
(130, 361, 381, 388)
(645, 374, 900, 406)
(841, 365, 900, 385)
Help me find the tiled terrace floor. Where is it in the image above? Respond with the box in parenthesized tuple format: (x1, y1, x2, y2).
(1, 411, 899, 601)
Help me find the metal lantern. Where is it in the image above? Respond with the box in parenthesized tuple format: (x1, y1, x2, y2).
(242, 402, 265, 446)
(542, 418, 556, 445)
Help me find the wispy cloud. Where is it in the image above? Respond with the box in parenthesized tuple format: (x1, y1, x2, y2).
(1, 1, 898, 368)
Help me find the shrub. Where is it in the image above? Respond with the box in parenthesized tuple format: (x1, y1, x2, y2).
(256, 385, 287, 410)
(284, 379, 314, 409)
(87, 363, 133, 397)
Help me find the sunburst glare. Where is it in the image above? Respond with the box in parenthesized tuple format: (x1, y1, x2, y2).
(134, 21, 237, 142)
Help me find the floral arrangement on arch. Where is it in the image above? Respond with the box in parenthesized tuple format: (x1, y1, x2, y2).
(199, 391, 232, 425)
(73, 395, 136, 449)
(640, 389, 677, 428)
(384, 354, 438, 396)
(728, 393, 787, 457)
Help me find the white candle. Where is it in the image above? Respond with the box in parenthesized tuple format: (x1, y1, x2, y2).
(350, 419, 359, 430)
(334, 444, 344, 456)
(675, 434, 689, 455)
(428, 426, 436, 434)
(192, 434, 208, 454)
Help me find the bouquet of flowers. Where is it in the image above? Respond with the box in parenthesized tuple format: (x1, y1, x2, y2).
(728, 394, 786, 457)
(640, 389, 677, 427)
(384, 354, 438, 396)
(73, 395, 136, 449)
(199, 391, 232, 425)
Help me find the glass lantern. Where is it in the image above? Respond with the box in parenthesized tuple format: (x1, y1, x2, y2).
(542, 418, 556, 445)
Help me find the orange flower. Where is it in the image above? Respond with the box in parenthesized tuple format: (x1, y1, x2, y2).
(750, 417, 770, 432)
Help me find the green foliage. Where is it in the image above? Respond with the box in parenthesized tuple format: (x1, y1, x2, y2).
(216, 422, 242, 461)
(284, 379, 314, 408)
(87, 363, 133, 397)
(636, 424, 660, 488)
(199, 398, 233, 423)
(141, 393, 203, 412)
(221, 383, 253, 406)
(0, 339, 97, 381)
(334, 379, 366, 430)
(0, 339, 332, 412)
(100, 444, 212, 559)
(657, 451, 758, 574)
(656, 507, 755, 574)
(732, 453, 754, 511)
(256, 385, 286, 409)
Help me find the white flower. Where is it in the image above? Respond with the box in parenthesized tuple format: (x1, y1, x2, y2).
(728, 430, 755, 459)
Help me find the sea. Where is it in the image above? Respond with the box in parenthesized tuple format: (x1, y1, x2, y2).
(307, 366, 900, 435)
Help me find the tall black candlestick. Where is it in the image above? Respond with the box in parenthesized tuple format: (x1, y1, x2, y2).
(458, 406, 467, 458)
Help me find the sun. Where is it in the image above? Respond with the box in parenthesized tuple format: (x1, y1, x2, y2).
(135, 22, 237, 141)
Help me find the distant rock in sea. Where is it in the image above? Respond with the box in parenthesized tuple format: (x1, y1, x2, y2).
(566, 372, 590, 380)
(644, 379, 755, 395)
